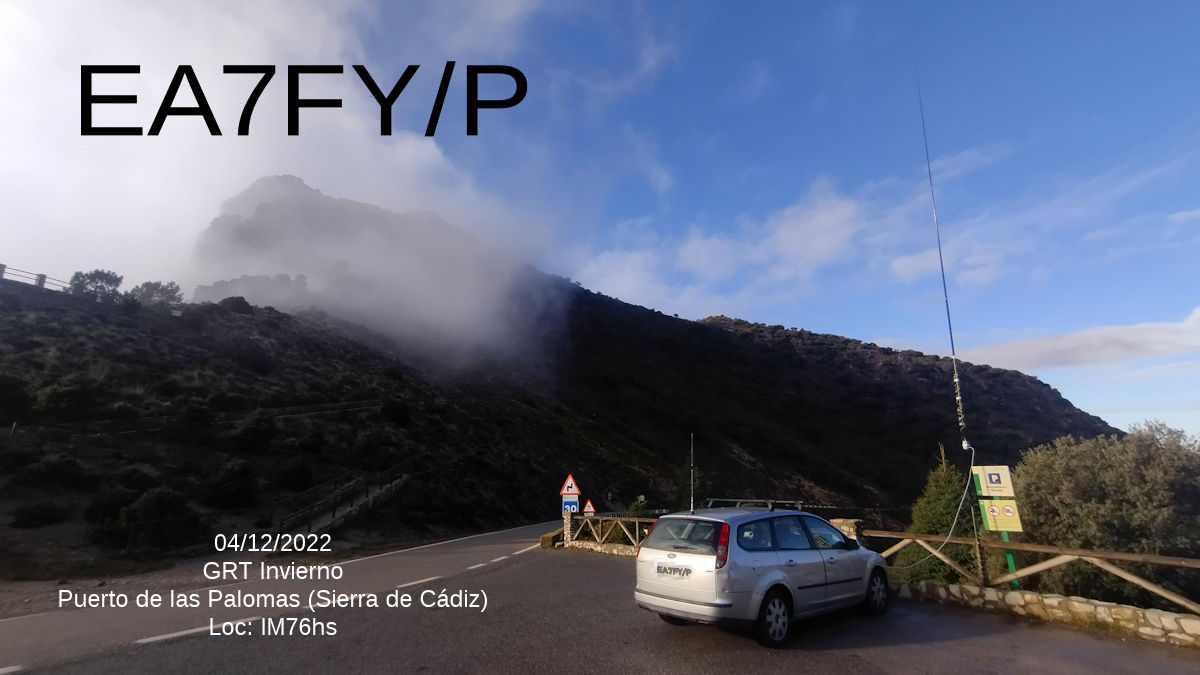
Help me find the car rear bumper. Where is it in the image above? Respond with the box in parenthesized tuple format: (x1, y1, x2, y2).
(634, 587, 749, 624)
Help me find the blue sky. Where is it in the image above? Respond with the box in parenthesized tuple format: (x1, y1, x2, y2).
(2, 1, 1198, 438)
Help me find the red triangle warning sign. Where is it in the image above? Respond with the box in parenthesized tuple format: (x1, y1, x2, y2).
(559, 473, 581, 496)
(583, 499, 596, 515)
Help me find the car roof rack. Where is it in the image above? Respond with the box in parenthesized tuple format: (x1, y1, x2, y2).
(704, 498, 804, 511)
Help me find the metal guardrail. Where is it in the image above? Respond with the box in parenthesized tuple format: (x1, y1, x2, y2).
(864, 529, 1200, 616)
(0, 263, 71, 292)
(277, 465, 407, 533)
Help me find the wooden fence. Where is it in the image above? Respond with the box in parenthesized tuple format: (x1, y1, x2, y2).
(864, 529, 1200, 616)
(568, 515, 658, 547)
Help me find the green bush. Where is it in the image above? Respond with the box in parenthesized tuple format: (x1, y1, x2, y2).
(160, 405, 214, 444)
(228, 409, 279, 453)
(37, 378, 98, 418)
(890, 455, 979, 583)
(85, 487, 138, 520)
(178, 309, 207, 331)
(1014, 422, 1200, 608)
(120, 487, 206, 550)
(69, 269, 123, 303)
(219, 337, 274, 375)
(218, 296, 254, 314)
(201, 459, 259, 508)
(126, 281, 183, 308)
(12, 452, 94, 490)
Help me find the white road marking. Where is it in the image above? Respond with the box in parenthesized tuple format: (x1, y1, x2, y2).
(466, 563, 487, 570)
(340, 522, 553, 567)
(0, 666, 25, 674)
(490, 556, 508, 562)
(135, 616, 259, 644)
(512, 544, 540, 555)
(396, 576, 441, 589)
(0, 612, 50, 624)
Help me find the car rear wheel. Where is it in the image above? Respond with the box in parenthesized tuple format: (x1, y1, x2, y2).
(659, 613, 689, 625)
(863, 568, 889, 615)
(755, 589, 792, 648)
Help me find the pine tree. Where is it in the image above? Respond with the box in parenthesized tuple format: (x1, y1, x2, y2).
(891, 446, 977, 583)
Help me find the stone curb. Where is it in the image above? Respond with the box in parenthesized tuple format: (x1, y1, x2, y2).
(894, 580, 1200, 648)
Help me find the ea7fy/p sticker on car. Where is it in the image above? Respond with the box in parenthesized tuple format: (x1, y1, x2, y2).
(655, 563, 693, 578)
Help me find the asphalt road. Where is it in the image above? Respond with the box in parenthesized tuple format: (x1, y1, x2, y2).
(3, 525, 1199, 674)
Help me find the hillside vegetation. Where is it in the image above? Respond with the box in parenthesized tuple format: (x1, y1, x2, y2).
(0, 272, 1116, 577)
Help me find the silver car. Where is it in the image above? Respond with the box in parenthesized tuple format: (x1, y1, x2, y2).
(633, 507, 890, 647)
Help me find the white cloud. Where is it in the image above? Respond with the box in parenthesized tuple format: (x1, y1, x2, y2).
(578, 140, 1194, 331)
(889, 248, 939, 282)
(0, 0, 542, 292)
(417, 0, 544, 57)
(676, 232, 748, 282)
(1167, 208, 1200, 223)
(962, 307, 1200, 370)
(764, 179, 860, 275)
(625, 126, 674, 196)
(884, 150, 1189, 288)
(928, 143, 1012, 181)
(548, 6, 674, 107)
(577, 178, 862, 317)
(1117, 359, 1200, 381)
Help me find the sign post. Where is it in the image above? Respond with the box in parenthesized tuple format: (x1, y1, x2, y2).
(972, 465, 1022, 589)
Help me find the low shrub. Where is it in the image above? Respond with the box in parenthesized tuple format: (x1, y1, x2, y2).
(218, 296, 254, 314)
(120, 487, 206, 550)
(200, 459, 259, 508)
(12, 452, 94, 490)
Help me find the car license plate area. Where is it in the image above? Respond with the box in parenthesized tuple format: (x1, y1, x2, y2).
(655, 562, 693, 579)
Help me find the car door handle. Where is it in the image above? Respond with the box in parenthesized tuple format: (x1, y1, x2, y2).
(784, 560, 796, 567)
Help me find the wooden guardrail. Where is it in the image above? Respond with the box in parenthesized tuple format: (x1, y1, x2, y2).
(568, 515, 658, 547)
(863, 529, 1200, 616)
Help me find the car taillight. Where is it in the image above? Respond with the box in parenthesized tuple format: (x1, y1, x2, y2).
(636, 520, 657, 557)
(715, 522, 730, 569)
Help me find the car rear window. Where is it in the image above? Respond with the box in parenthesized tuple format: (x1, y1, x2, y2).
(641, 518, 719, 554)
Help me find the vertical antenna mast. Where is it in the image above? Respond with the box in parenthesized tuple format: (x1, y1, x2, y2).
(689, 432, 695, 514)
(918, 81, 969, 450)
(919, 80, 985, 584)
